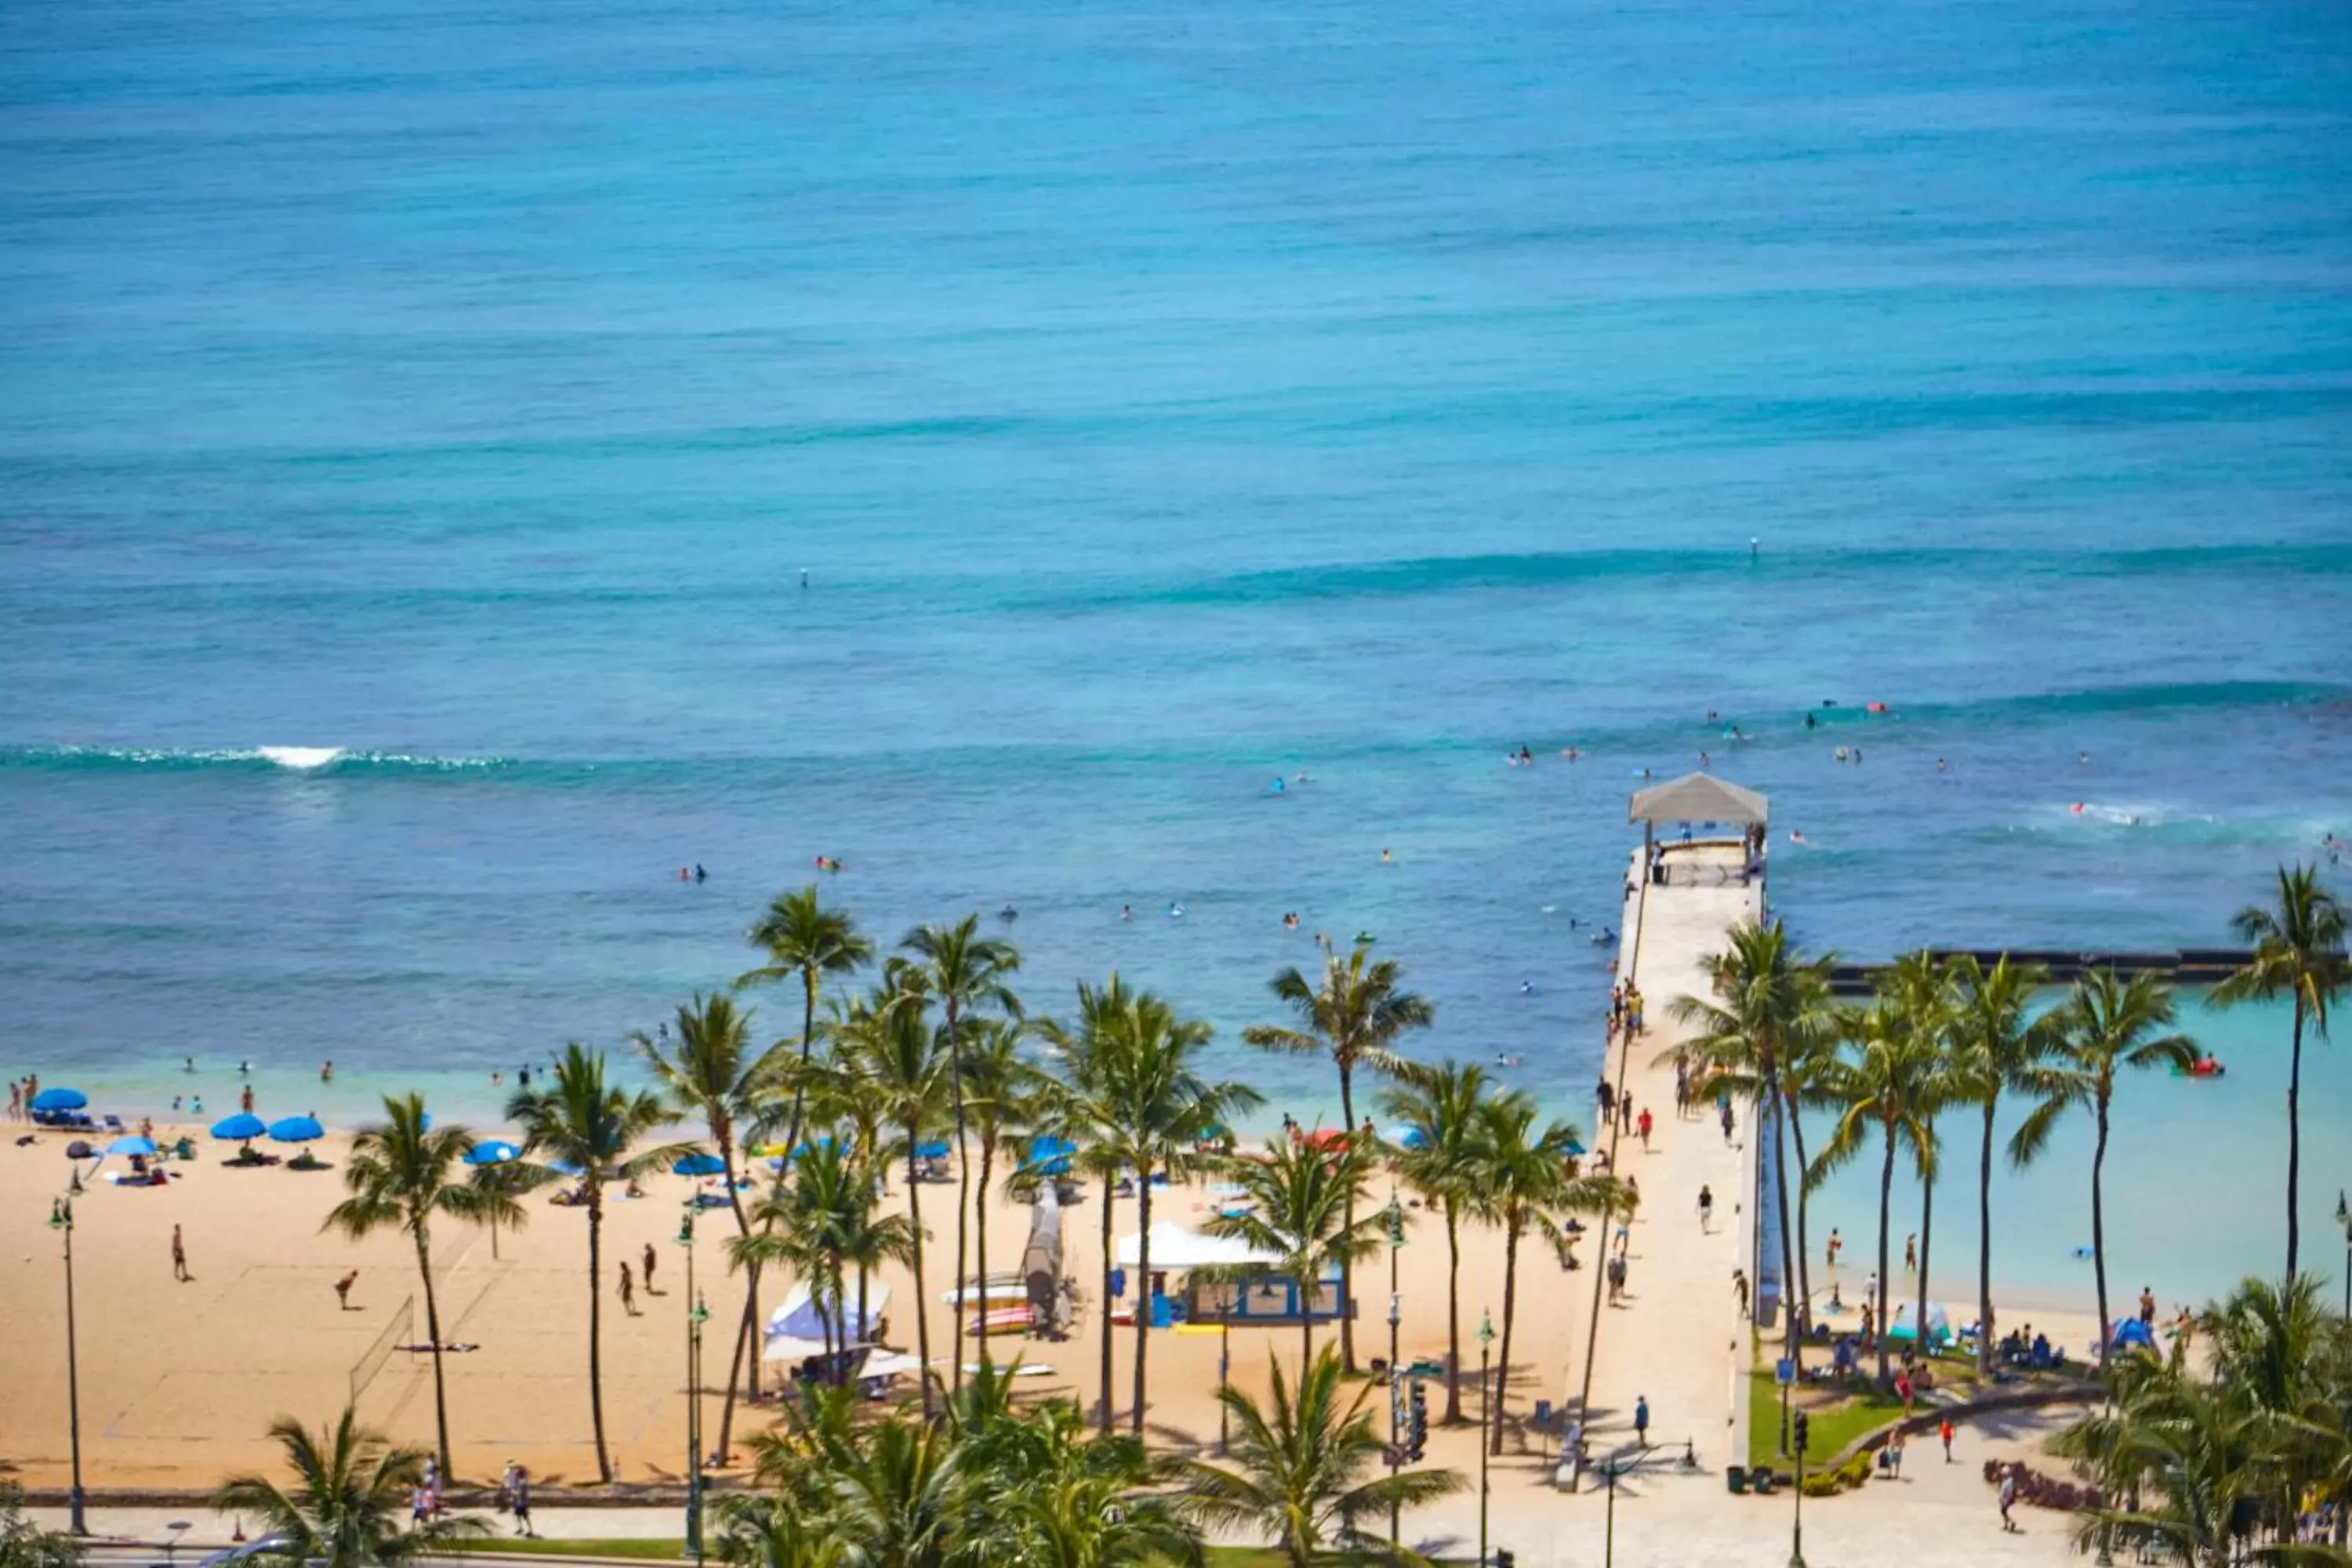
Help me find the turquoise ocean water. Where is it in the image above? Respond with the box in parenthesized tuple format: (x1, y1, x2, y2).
(3, 0, 2350, 1305)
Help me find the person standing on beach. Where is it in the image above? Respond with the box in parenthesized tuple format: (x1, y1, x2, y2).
(1633, 1395, 1650, 1449)
(336, 1269, 359, 1310)
(1719, 1095, 1736, 1145)
(1697, 1184, 1713, 1231)
(1904, 1234, 1917, 1275)
(644, 1242, 659, 1295)
(171, 1224, 191, 1282)
(2139, 1286, 2156, 1327)
(510, 1467, 532, 1537)
(1733, 1269, 1750, 1312)
(1998, 1464, 2019, 1531)
(1939, 1417, 1955, 1462)
(619, 1261, 638, 1316)
(1637, 1107, 1654, 1150)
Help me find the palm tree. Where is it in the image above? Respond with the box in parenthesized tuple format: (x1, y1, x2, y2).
(634, 991, 783, 1458)
(2011, 971, 2200, 1367)
(735, 1138, 911, 1379)
(1883, 952, 1961, 1354)
(2055, 1360, 2288, 1567)
(1663, 919, 1835, 1367)
(1809, 989, 1938, 1385)
(1473, 1093, 1621, 1454)
(1100, 993, 1258, 1437)
(1042, 974, 1145, 1435)
(1947, 954, 2054, 1373)
(2215, 865, 2347, 1282)
(833, 978, 954, 1421)
(738, 886, 873, 1160)
(712, 1493, 838, 1568)
(902, 916, 1024, 1398)
(506, 1044, 691, 1481)
(215, 1409, 484, 1568)
(968, 1398, 1201, 1568)
(1203, 1138, 1384, 1373)
(960, 1018, 1044, 1367)
(323, 1093, 522, 1482)
(0, 1483, 83, 1568)
(1377, 1059, 1492, 1424)
(1178, 1345, 1463, 1568)
(1242, 938, 1433, 1370)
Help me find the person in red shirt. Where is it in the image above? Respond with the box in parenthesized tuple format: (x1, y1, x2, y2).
(1637, 1107, 1654, 1149)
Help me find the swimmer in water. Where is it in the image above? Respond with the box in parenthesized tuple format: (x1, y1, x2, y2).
(800, 567, 809, 588)
(1517, 746, 1533, 764)
(1120, 905, 1132, 920)
(1519, 981, 1534, 995)
(694, 863, 707, 883)
(1789, 829, 1806, 844)
(1805, 713, 1817, 730)
(1167, 902, 1185, 918)
(1270, 778, 1285, 793)
(998, 905, 1018, 921)
(1380, 848, 1392, 864)
(1936, 757, 1947, 772)
(2079, 751, 2091, 764)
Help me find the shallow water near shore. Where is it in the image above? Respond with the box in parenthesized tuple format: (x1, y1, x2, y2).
(3, 0, 2350, 1309)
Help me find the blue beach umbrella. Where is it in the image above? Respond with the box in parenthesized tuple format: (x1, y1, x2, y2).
(209, 1112, 268, 1142)
(267, 1114, 325, 1144)
(31, 1087, 88, 1112)
(107, 1134, 158, 1157)
(673, 1152, 726, 1177)
(1398, 1127, 1430, 1151)
(914, 1140, 952, 1161)
(1563, 1137, 1586, 1158)
(464, 1140, 521, 1167)
(1022, 1135, 1076, 1178)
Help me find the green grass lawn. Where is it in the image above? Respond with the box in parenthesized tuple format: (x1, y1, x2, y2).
(1745, 1366, 1905, 1472)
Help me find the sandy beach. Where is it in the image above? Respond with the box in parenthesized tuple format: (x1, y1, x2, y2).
(3, 837, 2129, 1568)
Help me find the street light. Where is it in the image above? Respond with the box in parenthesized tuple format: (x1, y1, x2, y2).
(2336, 1191, 2350, 1319)
(48, 1198, 87, 1535)
(678, 1210, 705, 1566)
(1387, 1290, 1403, 1547)
(1477, 1310, 1495, 1568)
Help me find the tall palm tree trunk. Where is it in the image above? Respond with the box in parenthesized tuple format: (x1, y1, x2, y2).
(1915, 1162, 1935, 1354)
(588, 1195, 614, 1482)
(714, 1140, 754, 1462)
(974, 1138, 995, 1364)
(855, 1262, 870, 1392)
(1098, 1173, 1117, 1435)
(1874, 1126, 1896, 1385)
(1131, 1162, 1153, 1437)
(782, 978, 820, 1159)
(1443, 1209, 1464, 1424)
(1336, 1062, 1357, 1372)
(2091, 1094, 2112, 1370)
(903, 1127, 935, 1421)
(1766, 1076, 1805, 1370)
(412, 1227, 452, 1480)
(946, 1003, 970, 1399)
(2285, 1001, 2305, 1282)
(1976, 1102, 1997, 1375)
(1300, 1300, 1315, 1374)
(1785, 1090, 1816, 1334)
(1490, 1214, 1520, 1457)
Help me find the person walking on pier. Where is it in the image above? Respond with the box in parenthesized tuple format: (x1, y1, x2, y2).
(1637, 1106, 1654, 1150)
(1697, 1184, 1713, 1232)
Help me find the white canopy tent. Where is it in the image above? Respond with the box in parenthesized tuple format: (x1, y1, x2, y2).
(1116, 1219, 1279, 1272)
(762, 1282, 892, 1363)
(1885, 1299, 1954, 1345)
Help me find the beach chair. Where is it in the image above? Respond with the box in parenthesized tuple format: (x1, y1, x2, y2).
(103, 1114, 126, 1133)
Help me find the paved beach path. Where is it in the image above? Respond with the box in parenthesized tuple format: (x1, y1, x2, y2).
(1574, 840, 1761, 1476)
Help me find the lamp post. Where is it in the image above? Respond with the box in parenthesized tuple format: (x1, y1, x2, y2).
(1602, 1456, 1620, 1568)
(1387, 1290, 1403, 1547)
(678, 1209, 704, 1566)
(48, 1197, 87, 1535)
(1477, 1310, 1495, 1567)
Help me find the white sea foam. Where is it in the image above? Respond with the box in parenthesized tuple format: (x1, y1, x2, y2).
(256, 746, 346, 771)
